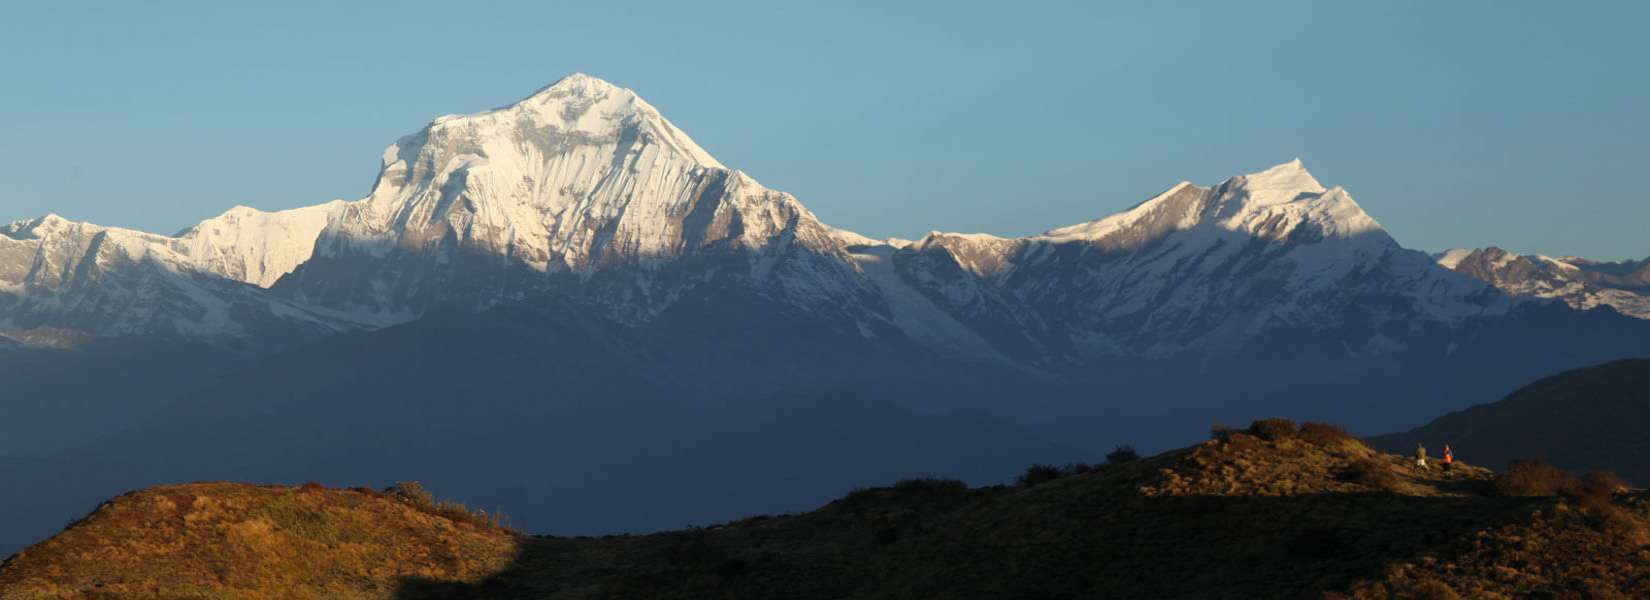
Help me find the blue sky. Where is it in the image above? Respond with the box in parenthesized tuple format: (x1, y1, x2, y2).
(2, 1, 1646, 259)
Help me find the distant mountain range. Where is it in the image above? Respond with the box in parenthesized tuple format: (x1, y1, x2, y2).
(2, 74, 1648, 556)
(8, 73, 1642, 359)
(1435, 247, 1650, 319)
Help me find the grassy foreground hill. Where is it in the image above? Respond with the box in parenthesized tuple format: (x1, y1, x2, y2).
(0, 482, 518, 600)
(4, 421, 1649, 599)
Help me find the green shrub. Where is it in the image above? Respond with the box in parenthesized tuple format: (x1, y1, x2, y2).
(1248, 418, 1298, 441)
(1064, 462, 1095, 475)
(1017, 464, 1063, 487)
(1106, 445, 1140, 465)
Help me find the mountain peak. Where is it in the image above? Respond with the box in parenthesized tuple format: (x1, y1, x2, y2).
(517, 72, 624, 105)
(1035, 157, 1385, 249)
(2, 213, 77, 240)
(1230, 158, 1326, 205)
(419, 73, 725, 170)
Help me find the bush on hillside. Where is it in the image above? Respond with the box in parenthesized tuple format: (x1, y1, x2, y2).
(1577, 471, 1627, 499)
(892, 477, 968, 494)
(1106, 445, 1140, 465)
(1565, 470, 1642, 540)
(840, 487, 878, 504)
(1248, 418, 1298, 441)
(1018, 464, 1064, 487)
(1342, 458, 1401, 491)
(1492, 459, 1580, 497)
(1210, 423, 1239, 440)
(1298, 422, 1359, 447)
(382, 481, 512, 532)
(1575, 493, 1643, 539)
(384, 481, 436, 506)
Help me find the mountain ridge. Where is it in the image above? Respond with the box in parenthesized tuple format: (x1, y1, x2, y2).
(1434, 246, 1650, 319)
(0, 74, 1535, 356)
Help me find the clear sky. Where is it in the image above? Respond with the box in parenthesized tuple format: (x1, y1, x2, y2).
(2, 1, 1646, 259)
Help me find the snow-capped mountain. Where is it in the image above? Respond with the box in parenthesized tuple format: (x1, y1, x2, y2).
(881, 159, 1513, 362)
(277, 74, 880, 324)
(8, 73, 1650, 558)
(0, 73, 1631, 366)
(0, 74, 889, 345)
(0, 212, 365, 344)
(1436, 247, 1650, 319)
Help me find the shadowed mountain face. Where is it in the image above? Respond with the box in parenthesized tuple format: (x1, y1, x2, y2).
(3, 74, 1650, 556)
(0, 299, 1080, 557)
(1373, 359, 1650, 483)
(9, 424, 1650, 599)
(0, 340, 237, 453)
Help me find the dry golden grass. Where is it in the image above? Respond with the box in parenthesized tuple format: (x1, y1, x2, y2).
(5, 422, 1647, 599)
(1342, 494, 1650, 599)
(0, 482, 518, 600)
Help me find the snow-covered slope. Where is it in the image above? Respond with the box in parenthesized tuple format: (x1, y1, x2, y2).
(888, 159, 1513, 361)
(174, 202, 345, 288)
(1437, 247, 1650, 319)
(0, 74, 885, 343)
(0, 74, 1632, 362)
(847, 245, 1011, 364)
(0, 213, 365, 342)
(280, 73, 880, 322)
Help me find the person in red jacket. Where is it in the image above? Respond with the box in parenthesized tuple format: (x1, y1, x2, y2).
(1442, 444, 1454, 472)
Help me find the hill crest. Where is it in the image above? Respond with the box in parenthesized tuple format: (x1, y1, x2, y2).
(10, 422, 1645, 599)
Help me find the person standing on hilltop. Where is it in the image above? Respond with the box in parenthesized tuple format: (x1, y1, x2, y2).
(1414, 442, 1429, 470)
(1443, 444, 1454, 472)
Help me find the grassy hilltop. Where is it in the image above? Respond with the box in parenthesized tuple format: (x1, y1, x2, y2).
(4, 420, 1648, 599)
